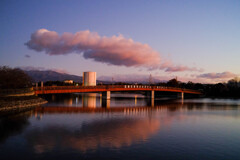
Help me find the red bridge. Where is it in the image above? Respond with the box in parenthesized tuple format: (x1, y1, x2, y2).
(34, 85, 202, 99)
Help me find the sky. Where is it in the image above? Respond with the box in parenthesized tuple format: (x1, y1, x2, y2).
(0, 0, 240, 83)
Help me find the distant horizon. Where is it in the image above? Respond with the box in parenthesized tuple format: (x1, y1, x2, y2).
(21, 67, 238, 84)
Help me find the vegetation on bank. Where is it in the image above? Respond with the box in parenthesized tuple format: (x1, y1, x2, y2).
(155, 78, 240, 98)
(0, 67, 47, 114)
(37, 80, 81, 86)
(0, 66, 32, 89)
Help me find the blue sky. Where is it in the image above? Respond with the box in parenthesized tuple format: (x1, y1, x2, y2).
(0, 0, 240, 83)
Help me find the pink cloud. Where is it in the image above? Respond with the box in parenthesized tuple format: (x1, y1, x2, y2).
(165, 65, 203, 72)
(197, 71, 237, 79)
(25, 29, 201, 72)
(159, 60, 203, 72)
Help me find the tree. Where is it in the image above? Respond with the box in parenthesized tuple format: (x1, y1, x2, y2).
(228, 77, 240, 87)
(166, 78, 179, 87)
(0, 66, 32, 89)
(194, 83, 204, 90)
(186, 81, 194, 89)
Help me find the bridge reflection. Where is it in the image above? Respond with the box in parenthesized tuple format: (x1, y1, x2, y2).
(35, 106, 163, 114)
(36, 92, 188, 116)
(42, 93, 152, 108)
(34, 99, 240, 116)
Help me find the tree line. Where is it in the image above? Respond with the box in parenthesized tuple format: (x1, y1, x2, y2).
(155, 78, 240, 98)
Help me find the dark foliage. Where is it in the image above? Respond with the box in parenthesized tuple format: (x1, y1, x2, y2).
(42, 81, 81, 86)
(166, 78, 179, 87)
(157, 77, 240, 98)
(204, 82, 240, 98)
(0, 66, 32, 89)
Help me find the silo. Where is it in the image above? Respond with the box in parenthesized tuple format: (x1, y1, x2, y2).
(83, 72, 96, 86)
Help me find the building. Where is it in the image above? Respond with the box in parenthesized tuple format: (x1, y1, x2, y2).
(83, 72, 96, 86)
(64, 80, 73, 84)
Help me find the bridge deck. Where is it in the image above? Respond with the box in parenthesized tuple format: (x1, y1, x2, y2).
(34, 85, 202, 95)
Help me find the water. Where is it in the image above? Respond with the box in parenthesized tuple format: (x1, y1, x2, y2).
(1, 93, 240, 160)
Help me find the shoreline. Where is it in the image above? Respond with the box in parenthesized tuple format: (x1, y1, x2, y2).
(0, 96, 47, 116)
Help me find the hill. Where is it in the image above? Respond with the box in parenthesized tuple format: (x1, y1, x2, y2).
(24, 70, 82, 82)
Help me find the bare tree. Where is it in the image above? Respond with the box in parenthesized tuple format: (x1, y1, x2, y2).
(0, 66, 32, 89)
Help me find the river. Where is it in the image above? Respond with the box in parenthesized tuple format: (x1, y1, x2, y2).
(0, 93, 240, 160)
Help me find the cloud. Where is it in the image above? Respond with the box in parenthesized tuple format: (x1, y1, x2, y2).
(19, 66, 46, 71)
(98, 74, 176, 83)
(197, 71, 237, 79)
(165, 65, 203, 72)
(25, 29, 200, 72)
(19, 66, 69, 74)
(25, 54, 31, 58)
(25, 29, 160, 69)
(99, 74, 150, 82)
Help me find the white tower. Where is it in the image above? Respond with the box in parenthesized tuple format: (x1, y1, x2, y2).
(83, 72, 96, 86)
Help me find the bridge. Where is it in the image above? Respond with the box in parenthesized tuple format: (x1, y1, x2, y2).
(34, 85, 202, 100)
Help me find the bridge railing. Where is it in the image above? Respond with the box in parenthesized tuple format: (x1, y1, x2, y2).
(33, 85, 107, 91)
(33, 85, 166, 90)
(33, 85, 202, 94)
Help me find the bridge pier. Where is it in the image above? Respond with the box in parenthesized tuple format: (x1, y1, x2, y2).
(147, 90, 155, 99)
(102, 91, 111, 100)
(178, 92, 184, 99)
(146, 91, 155, 107)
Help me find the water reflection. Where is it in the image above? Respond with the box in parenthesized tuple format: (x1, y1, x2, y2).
(25, 118, 160, 153)
(33, 100, 240, 115)
(0, 111, 31, 143)
(83, 93, 97, 108)
(41, 93, 151, 108)
(1, 96, 240, 160)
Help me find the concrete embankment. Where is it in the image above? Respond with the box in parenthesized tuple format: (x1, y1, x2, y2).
(0, 96, 47, 116)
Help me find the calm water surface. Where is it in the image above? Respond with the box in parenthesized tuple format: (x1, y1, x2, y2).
(1, 93, 240, 160)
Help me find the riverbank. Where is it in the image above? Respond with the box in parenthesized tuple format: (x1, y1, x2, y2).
(0, 96, 47, 116)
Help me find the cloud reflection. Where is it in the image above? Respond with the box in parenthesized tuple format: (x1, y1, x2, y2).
(25, 118, 160, 153)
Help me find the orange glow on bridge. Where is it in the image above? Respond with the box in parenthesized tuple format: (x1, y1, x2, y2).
(34, 85, 202, 95)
